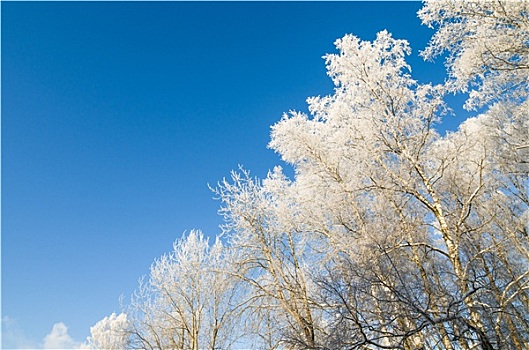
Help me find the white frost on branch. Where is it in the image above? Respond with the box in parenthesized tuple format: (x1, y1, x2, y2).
(419, 0, 529, 109)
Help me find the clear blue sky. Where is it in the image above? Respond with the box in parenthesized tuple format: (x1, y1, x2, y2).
(2, 2, 463, 348)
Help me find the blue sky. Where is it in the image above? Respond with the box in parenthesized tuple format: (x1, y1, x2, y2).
(2, 2, 465, 348)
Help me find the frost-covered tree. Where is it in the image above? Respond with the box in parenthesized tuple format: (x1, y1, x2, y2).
(124, 230, 247, 350)
(214, 169, 326, 349)
(81, 313, 131, 350)
(417, 4, 529, 346)
(266, 30, 465, 349)
(263, 23, 528, 350)
(419, 0, 529, 110)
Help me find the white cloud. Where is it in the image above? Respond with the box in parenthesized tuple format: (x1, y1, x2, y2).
(1, 316, 37, 349)
(42, 323, 81, 349)
(2, 317, 86, 350)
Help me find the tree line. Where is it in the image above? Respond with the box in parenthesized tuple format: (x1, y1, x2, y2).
(83, 1, 529, 349)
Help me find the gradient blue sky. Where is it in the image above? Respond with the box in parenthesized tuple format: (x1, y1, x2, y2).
(2, 2, 466, 348)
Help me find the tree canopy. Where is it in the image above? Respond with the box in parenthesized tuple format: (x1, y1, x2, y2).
(85, 1, 528, 349)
